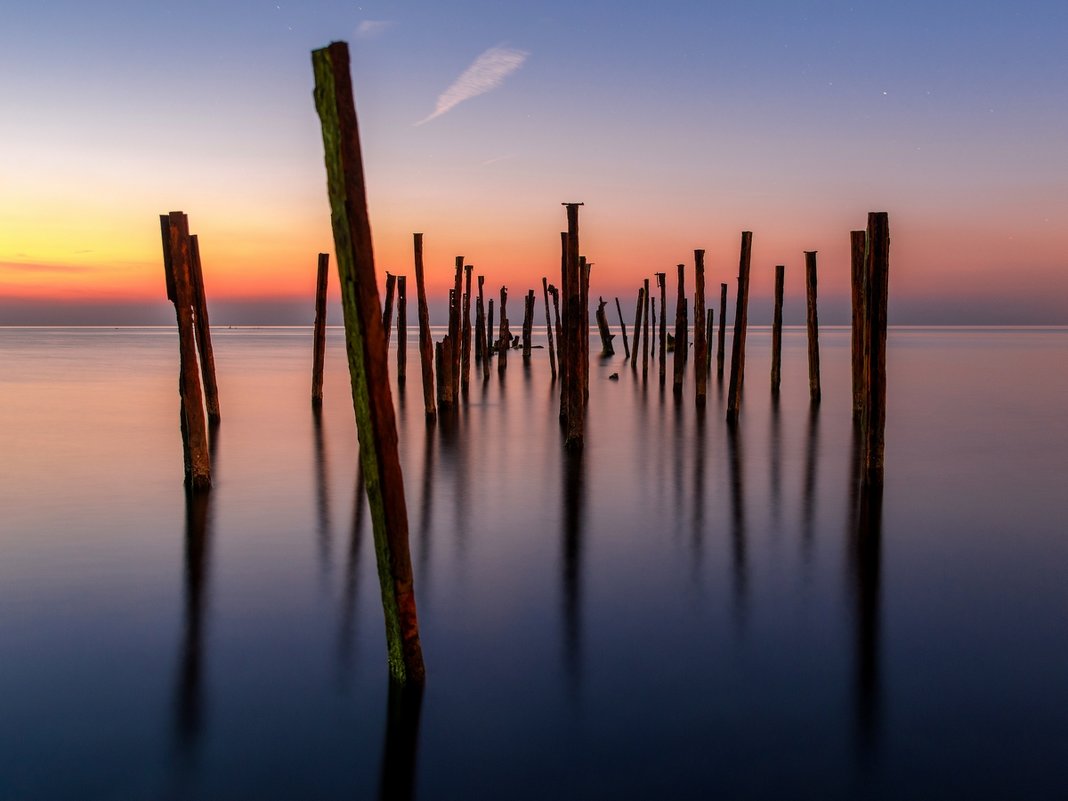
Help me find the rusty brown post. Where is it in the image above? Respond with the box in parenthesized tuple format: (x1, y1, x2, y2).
(717, 282, 728, 380)
(412, 233, 436, 421)
(562, 202, 584, 449)
(614, 297, 630, 360)
(544, 278, 559, 378)
(771, 264, 784, 395)
(673, 263, 686, 396)
(312, 40, 424, 685)
(694, 250, 707, 405)
(863, 213, 890, 484)
(161, 212, 211, 490)
(312, 252, 330, 406)
(382, 272, 396, 347)
(397, 275, 407, 387)
(851, 230, 867, 419)
(726, 232, 753, 423)
(461, 264, 472, 393)
(805, 250, 821, 404)
(656, 272, 667, 386)
(188, 235, 220, 422)
(631, 286, 644, 373)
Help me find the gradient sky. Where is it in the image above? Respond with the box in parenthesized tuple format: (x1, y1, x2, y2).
(2, 1, 1066, 324)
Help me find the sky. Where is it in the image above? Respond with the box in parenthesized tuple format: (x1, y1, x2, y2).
(2, 0, 1066, 324)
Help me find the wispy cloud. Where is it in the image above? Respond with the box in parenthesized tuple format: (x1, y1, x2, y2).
(356, 19, 393, 39)
(417, 46, 528, 125)
(481, 154, 518, 166)
(1, 261, 94, 274)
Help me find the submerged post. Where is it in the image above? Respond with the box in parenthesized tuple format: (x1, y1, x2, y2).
(397, 275, 407, 387)
(562, 202, 585, 449)
(522, 289, 535, 362)
(412, 233, 436, 421)
(161, 211, 211, 490)
(631, 286, 644, 373)
(487, 298, 495, 360)
(312, 40, 424, 685)
(673, 263, 686, 396)
(450, 257, 463, 400)
(614, 297, 630, 360)
(726, 232, 753, 423)
(863, 213, 890, 484)
(705, 309, 714, 371)
(477, 276, 489, 380)
(595, 297, 614, 356)
(188, 235, 220, 422)
(642, 277, 651, 381)
(312, 252, 330, 406)
(382, 272, 396, 347)
(851, 230, 867, 419)
(717, 282, 728, 380)
(805, 251, 821, 404)
(656, 272, 666, 386)
(694, 249, 707, 405)
(544, 278, 559, 378)
(461, 264, 472, 393)
(771, 264, 784, 395)
(497, 286, 509, 373)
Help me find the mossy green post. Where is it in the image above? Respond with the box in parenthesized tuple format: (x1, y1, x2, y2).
(312, 41, 425, 686)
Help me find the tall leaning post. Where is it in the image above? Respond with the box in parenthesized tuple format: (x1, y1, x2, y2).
(412, 233, 436, 421)
(562, 202, 585, 449)
(161, 212, 211, 490)
(188, 235, 220, 422)
(382, 272, 396, 347)
(614, 297, 630, 360)
(771, 264, 784, 395)
(312, 41, 424, 685)
(544, 278, 559, 378)
(311, 252, 330, 407)
(694, 250, 707, 405)
(397, 275, 407, 387)
(863, 213, 890, 485)
(725, 231, 753, 423)
(630, 287, 644, 374)
(805, 250, 821, 404)
(850, 230, 867, 419)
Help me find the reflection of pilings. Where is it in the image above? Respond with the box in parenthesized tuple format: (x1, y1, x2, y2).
(312, 409, 333, 583)
(561, 449, 586, 688)
(802, 403, 820, 559)
(770, 394, 782, 529)
(174, 489, 213, 753)
(418, 424, 435, 582)
(726, 422, 747, 629)
(850, 466, 883, 755)
(692, 406, 706, 576)
(337, 464, 366, 678)
(377, 680, 424, 801)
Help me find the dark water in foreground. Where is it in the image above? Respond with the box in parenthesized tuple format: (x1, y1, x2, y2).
(1, 326, 1067, 800)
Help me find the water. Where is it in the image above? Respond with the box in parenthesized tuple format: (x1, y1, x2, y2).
(1, 326, 1066, 800)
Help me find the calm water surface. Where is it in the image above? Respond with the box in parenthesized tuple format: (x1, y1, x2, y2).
(1, 326, 1066, 800)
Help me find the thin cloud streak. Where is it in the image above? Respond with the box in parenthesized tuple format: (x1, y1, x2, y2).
(417, 46, 528, 125)
(356, 20, 393, 38)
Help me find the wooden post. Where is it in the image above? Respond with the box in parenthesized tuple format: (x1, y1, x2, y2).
(705, 309, 714, 371)
(412, 233, 436, 421)
(382, 272, 396, 347)
(439, 292, 456, 408)
(656, 272, 667, 386)
(717, 282, 727, 380)
(522, 289, 535, 362)
(614, 297, 630, 360)
(544, 278, 559, 378)
(562, 202, 584, 449)
(312, 41, 423, 685)
(631, 287, 644, 373)
(642, 277, 651, 381)
(550, 284, 562, 353)
(461, 264, 473, 393)
(581, 259, 591, 402)
(851, 230, 867, 419)
(397, 275, 407, 387)
(725, 231, 753, 423)
(694, 250, 707, 405)
(595, 297, 614, 356)
(188, 235, 220, 422)
(450, 257, 463, 400)
(863, 212, 890, 484)
(160, 211, 211, 491)
(558, 232, 570, 401)
(497, 286, 509, 373)
(312, 252, 329, 406)
(805, 250, 821, 404)
(673, 263, 686, 396)
(651, 304, 657, 356)
(477, 277, 489, 380)
(771, 264, 784, 395)
(487, 298, 495, 357)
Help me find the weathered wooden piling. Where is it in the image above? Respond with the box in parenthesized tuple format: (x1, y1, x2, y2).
(544, 278, 558, 378)
(805, 250, 822, 404)
(477, 277, 489, 380)
(581, 258, 591, 401)
(557, 233, 570, 398)
(717, 282, 727, 380)
(497, 286, 509, 373)
(412, 233, 436, 421)
(851, 230, 867, 419)
(656, 272, 667, 386)
(461, 264, 472, 393)
(550, 284, 562, 353)
(397, 275, 407, 387)
(614, 297, 630, 360)
(312, 252, 330, 406)
(771, 264, 784, 395)
(438, 292, 457, 408)
(383, 272, 396, 347)
(862, 212, 890, 484)
(312, 40, 423, 684)
(450, 257, 463, 399)
(188, 235, 220, 422)
(705, 309, 714, 371)
(595, 297, 614, 356)
(631, 287, 645, 373)
(562, 203, 585, 449)
(673, 263, 686, 396)
(161, 212, 211, 490)
(694, 250, 707, 405)
(651, 304, 657, 356)
(487, 298, 495, 357)
(725, 232, 753, 423)
(522, 289, 535, 362)
(642, 277, 651, 381)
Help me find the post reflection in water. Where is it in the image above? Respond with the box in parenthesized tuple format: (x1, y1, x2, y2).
(436, 408, 468, 565)
(312, 408, 333, 584)
(769, 393, 782, 530)
(802, 403, 820, 560)
(172, 488, 213, 757)
(691, 405, 706, 577)
(418, 420, 436, 583)
(337, 465, 366, 680)
(377, 681, 424, 801)
(726, 422, 747, 630)
(561, 447, 586, 690)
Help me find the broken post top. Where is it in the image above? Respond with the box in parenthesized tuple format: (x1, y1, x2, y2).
(561, 202, 585, 206)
